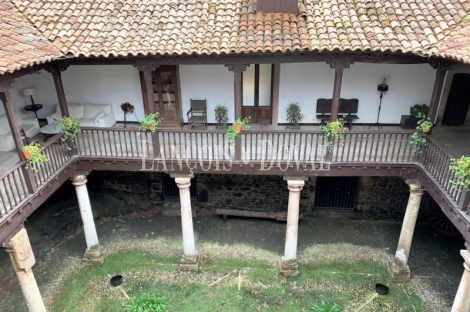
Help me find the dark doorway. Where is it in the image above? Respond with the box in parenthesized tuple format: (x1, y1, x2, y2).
(442, 73, 470, 126)
(162, 175, 197, 199)
(241, 64, 273, 124)
(314, 177, 359, 211)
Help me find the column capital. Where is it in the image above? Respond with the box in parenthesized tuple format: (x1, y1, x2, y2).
(45, 62, 69, 74)
(287, 180, 305, 192)
(461, 250, 470, 271)
(326, 60, 353, 70)
(0, 80, 14, 92)
(410, 188, 425, 196)
(225, 64, 250, 73)
(135, 62, 159, 72)
(72, 170, 91, 186)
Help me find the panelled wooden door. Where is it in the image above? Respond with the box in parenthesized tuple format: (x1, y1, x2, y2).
(241, 64, 273, 124)
(140, 65, 182, 128)
(442, 73, 470, 126)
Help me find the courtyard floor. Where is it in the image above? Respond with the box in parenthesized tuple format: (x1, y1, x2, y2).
(0, 207, 465, 311)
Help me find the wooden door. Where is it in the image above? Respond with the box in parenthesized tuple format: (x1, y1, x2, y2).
(241, 64, 273, 124)
(314, 177, 359, 211)
(442, 73, 470, 126)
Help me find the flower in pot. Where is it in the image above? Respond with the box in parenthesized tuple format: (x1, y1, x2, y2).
(286, 102, 304, 128)
(232, 117, 250, 133)
(214, 104, 228, 117)
(417, 114, 433, 133)
(58, 116, 81, 150)
(121, 102, 134, 113)
(410, 104, 429, 118)
(449, 155, 470, 191)
(319, 119, 345, 147)
(139, 112, 161, 132)
(22, 142, 50, 172)
(410, 112, 432, 153)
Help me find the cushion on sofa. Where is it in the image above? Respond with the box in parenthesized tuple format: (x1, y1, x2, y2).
(80, 118, 99, 127)
(22, 124, 38, 137)
(94, 109, 106, 122)
(82, 104, 112, 119)
(68, 104, 84, 118)
(0, 115, 9, 135)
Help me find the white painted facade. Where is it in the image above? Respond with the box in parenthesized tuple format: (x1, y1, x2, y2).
(4, 63, 437, 124)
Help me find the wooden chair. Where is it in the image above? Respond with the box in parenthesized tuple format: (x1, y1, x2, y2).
(187, 99, 207, 129)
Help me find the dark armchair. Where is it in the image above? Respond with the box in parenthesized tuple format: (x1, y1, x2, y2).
(187, 99, 207, 129)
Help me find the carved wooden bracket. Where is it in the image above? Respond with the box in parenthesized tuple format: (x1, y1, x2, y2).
(135, 63, 159, 72)
(45, 62, 69, 74)
(225, 64, 250, 73)
(327, 61, 353, 69)
(429, 62, 452, 71)
(0, 80, 14, 92)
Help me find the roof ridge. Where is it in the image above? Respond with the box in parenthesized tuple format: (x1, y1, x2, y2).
(6, 0, 64, 59)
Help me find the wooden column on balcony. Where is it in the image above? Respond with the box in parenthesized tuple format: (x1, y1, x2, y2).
(136, 63, 159, 158)
(327, 61, 352, 121)
(225, 64, 249, 120)
(46, 62, 70, 117)
(0, 81, 36, 194)
(428, 63, 450, 123)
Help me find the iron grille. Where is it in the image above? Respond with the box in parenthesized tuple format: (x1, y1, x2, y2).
(314, 177, 359, 211)
(162, 174, 197, 199)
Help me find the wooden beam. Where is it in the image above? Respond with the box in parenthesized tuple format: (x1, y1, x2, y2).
(428, 64, 449, 123)
(327, 61, 352, 121)
(135, 63, 159, 114)
(225, 64, 249, 119)
(46, 62, 70, 117)
(0, 63, 47, 83)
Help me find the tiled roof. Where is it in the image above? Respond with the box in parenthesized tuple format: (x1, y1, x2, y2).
(1, 0, 470, 75)
(0, 1, 62, 74)
(433, 22, 470, 64)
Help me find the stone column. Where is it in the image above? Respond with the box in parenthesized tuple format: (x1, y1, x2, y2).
(387, 183, 425, 282)
(5, 228, 46, 312)
(452, 250, 470, 312)
(279, 179, 305, 276)
(175, 176, 198, 271)
(72, 173, 104, 264)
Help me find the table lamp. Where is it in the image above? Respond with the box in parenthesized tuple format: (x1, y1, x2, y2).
(23, 87, 36, 107)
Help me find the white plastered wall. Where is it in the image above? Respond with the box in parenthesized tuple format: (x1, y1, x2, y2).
(279, 62, 436, 124)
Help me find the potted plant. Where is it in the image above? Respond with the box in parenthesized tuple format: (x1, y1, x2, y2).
(139, 112, 161, 132)
(232, 117, 250, 133)
(286, 102, 304, 129)
(410, 112, 432, 153)
(410, 104, 429, 118)
(449, 155, 470, 190)
(22, 142, 50, 172)
(58, 116, 81, 149)
(214, 104, 228, 117)
(319, 119, 345, 147)
(417, 114, 433, 133)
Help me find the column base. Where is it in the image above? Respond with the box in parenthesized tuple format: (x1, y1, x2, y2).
(83, 244, 105, 264)
(180, 253, 199, 271)
(387, 259, 410, 283)
(278, 258, 300, 277)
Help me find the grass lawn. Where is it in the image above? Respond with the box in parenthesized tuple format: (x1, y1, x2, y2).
(52, 250, 426, 312)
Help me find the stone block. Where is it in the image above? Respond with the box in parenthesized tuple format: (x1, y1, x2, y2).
(83, 244, 105, 264)
(387, 260, 410, 283)
(278, 258, 300, 277)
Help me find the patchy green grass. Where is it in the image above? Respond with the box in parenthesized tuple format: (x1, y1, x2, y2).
(52, 250, 427, 312)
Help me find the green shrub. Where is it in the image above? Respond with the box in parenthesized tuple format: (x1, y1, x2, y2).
(124, 294, 166, 312)
(310, 301, 341, 312)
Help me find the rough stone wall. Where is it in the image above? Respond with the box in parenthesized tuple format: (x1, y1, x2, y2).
(196, 174, 316, 214)
(356, 177, 411, 221)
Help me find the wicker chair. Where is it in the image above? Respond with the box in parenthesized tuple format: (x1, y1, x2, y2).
(187, 99, 207, 129)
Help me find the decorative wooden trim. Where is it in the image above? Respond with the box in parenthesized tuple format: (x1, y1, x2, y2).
(327, 60, 353, 69)
(0, 80, 14, 92)
(135, 63, 159, 72)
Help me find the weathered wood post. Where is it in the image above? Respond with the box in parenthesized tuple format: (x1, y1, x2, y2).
(387, 180, 425, 282)
(279, 178, 305, 276)
(173, 173, 199, 271)
(225, 64, 249, 120)
(5, 228, 46, 312)
(72, 171, 104, 263)
(452, 249, 470, 312)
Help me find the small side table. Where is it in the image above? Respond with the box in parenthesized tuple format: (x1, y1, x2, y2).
(24, 104, 43, 119)
(40, 123, 60, 141)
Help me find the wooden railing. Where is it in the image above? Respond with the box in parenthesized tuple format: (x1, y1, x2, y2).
(0, 161, 28, 217)
(421, 136, 463, 204)
(34, 134, 72, 188)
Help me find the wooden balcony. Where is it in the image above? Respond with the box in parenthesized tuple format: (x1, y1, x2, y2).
(0, 126, 469, 245)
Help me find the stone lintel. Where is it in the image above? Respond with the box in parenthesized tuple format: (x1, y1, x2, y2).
(278, 258, 300, 277)
(180, 253, 199, 271)
(83, 244, 105, 264)
(387, 259, 410, 283)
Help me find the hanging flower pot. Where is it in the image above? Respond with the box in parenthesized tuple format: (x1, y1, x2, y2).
(148, 125, 155, 131)
(233, 125, 242, 133)
(22, 150, 31, 160)
(139, 113, 161, 133)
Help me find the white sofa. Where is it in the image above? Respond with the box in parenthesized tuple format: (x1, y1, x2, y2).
(0, 111, 40, 151)
(47, 103, 116, 127)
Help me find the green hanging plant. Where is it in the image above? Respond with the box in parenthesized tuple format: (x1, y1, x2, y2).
(319, 119, 345, 147)
(139, 113, 161, 132)
(58, 116, 81, 150)
(449, 155, 470, 191)
(22, 142, 50, 172)
(410, 112, 431, 153)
